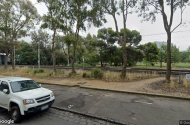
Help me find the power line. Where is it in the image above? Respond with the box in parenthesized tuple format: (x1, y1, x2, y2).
(143, 30, 190, 37)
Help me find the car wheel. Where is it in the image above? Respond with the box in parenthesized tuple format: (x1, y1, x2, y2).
(10, 106, 21, 123)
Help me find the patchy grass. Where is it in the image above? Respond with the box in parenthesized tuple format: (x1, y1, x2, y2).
(135, 62, 190, 68)
(150, 77, 190, 95)
(183, 79, 190, 88)
(0, 67, 159, 82)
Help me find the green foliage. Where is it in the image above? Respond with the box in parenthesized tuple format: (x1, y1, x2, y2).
(55, 50, 68, 66)
(26, 68, 33, 73)
(158, 44, 181, 64)
(69, 72, 76, 78)
(55, 70, 64, 76)
(69, 63, 92, 67)
(171, 45, 181, 64)
(48, 72, 53, 77)
(33, 69, 45, 74)
(140, 42, 159, 66)
(17, 41, 38, 65)
(180, 51, 189, 63)
(120, 28, 142, 46)
(126, 47, 144, 66)
(82, 72, 90, 78)
(91, 69, 104, 79)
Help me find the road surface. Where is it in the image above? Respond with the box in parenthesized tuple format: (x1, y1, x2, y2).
(1, 84, 190, 125)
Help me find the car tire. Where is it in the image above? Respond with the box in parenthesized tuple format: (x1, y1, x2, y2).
(10, 106, 21, 123)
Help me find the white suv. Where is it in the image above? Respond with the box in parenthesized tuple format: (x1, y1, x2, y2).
(0, 77, 55, 123)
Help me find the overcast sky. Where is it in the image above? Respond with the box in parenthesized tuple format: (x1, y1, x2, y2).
(30, 0, 190, 51)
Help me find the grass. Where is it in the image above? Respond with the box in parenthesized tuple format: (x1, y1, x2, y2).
(0, 66, 159, 82)
(162, 76, 190, 89)
(135, 62, 190, 69)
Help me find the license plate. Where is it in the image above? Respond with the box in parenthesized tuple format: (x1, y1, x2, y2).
(41, 105, 49, 111)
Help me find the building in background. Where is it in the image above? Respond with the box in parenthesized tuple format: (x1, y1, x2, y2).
(154, 41, 174, 49)
(0, 53, 11, 65)
(154, 41, 167, 49)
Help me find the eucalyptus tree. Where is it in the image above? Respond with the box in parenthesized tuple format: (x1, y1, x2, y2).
(0, 0, 39, 69)
(139, 0, 190, 82)
(31, 29, 50, 49)
(139, 42, 159, 66)
(0, 0, 11, 69)
(119, 28, 142, 47)
(38, 0, 69, 73)
(98, 0, 137, 79)
(97, 28, 117, 67)
(68, 0, 106, 73)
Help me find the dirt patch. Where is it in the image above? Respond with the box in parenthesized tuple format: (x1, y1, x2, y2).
(150, 80, 190, 95)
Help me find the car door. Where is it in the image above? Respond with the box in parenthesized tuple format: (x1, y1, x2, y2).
(0, 81, 10, 109)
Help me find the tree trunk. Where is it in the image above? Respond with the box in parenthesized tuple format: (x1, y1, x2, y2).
(160, 61, 162, 68)
(52, 29, 56, 74)
(166, 32, 171, 83)
(11, 50, 15, 70)
(71, 45, 76, 73)
(121, 46, 127, 79)
(121, 0, 127, 79)
(4, 52, 8, 70)
(101, 60, 103, 67)
(68, 45, 70, 65)
(72, 27, 79, 74)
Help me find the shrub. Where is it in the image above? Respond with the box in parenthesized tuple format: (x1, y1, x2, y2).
(55, 70, 64, 75)
(39, 69, 44, 73)
(69, 72, 76, 78)
(82, 72, 90, 78)
(26, 68, 33, 73)
(33, 69, 44, 74)
(49, 72, 53, 76)
(91, 69, 104, 79)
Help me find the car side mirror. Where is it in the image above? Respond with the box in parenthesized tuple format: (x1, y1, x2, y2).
(3, 89, 9, 94)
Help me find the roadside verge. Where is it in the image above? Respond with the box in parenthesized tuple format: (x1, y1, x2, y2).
(38, 81, 190, 101)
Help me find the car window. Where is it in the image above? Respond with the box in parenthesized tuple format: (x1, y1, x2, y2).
(10, 80, 40, 93)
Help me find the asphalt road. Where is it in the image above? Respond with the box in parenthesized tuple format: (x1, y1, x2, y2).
(0, 108, 114, 125)
(0, 84, 190, 125)
(43, 84, 190, 125)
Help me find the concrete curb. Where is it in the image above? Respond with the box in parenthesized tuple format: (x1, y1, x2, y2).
(38, 82, 190, 101)
(51, 106, 127, 125)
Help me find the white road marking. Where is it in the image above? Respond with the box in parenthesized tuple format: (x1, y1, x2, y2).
(134, 101, 152, 105)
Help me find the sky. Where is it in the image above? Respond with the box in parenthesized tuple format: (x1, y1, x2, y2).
(29, 0, 190, 51)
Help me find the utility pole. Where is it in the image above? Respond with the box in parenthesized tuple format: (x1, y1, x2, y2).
(38, 40, 40, 69)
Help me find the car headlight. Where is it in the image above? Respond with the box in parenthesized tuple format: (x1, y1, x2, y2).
(51, 92, 55, 97)
(23, 99, 35, 105)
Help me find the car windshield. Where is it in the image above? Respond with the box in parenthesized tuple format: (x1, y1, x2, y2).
(10, 80, 40, 93)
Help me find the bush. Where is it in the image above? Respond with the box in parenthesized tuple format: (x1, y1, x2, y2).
(91, 69, 104, 79)
(69, 72, 76, 78)
(49, 72, 53, 76)
(33, 69, 44, 74)
(55, 70, 64, 76)
(39, 69, 44, 73)
(82, 72, 90, 78)
(26, 68, 33, 73)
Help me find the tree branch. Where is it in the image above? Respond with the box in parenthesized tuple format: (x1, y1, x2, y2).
(169, 0, 174, 28)
(171, 5, 186, 33)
